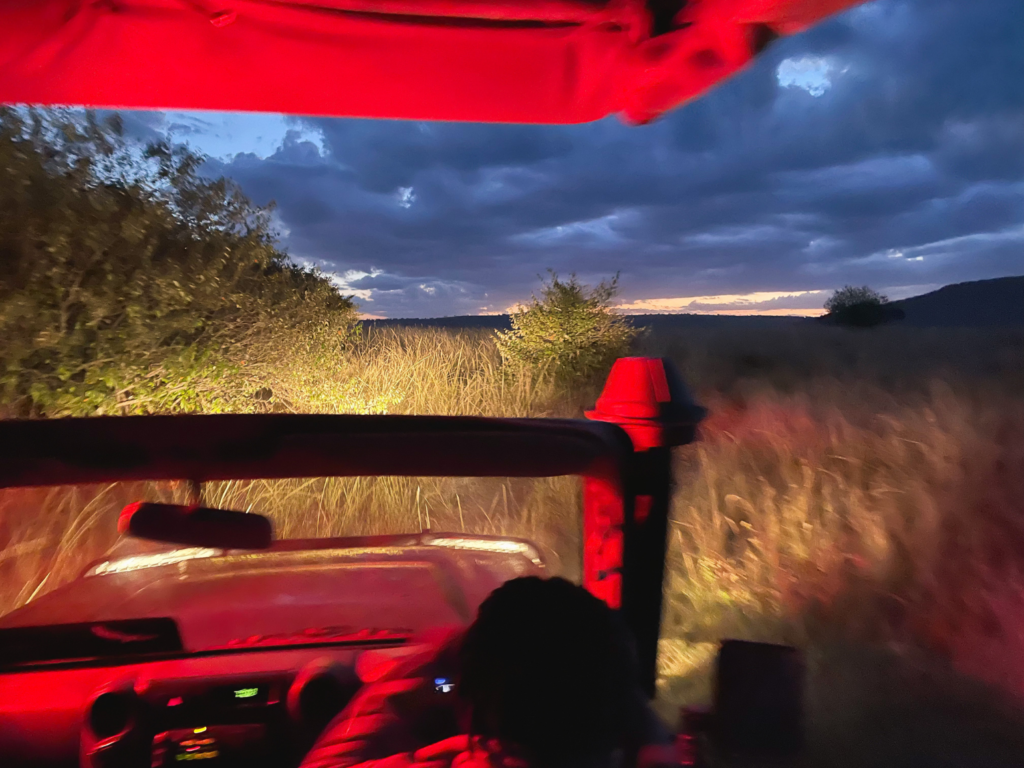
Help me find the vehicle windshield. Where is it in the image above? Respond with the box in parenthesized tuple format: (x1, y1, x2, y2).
(0, 475, 576, 637)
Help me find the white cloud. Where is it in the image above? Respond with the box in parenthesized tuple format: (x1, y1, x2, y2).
(776, 56, 839, 97)
(396, 186, 416, 209)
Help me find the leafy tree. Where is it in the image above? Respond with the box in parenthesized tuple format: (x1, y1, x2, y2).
(823, 285, 904, 328)
(0, 108, 359, 416)
(496, 272, 638, 382)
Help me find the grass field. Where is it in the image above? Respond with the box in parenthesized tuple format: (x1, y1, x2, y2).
(2, 323, 1024, 764)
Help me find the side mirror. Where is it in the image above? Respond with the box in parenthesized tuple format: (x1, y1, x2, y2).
(118, 502, 273, 550)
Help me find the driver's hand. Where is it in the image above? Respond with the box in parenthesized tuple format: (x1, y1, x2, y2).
(319, 736, 471, 768)
(409, 737, 468, 765)
(413, 735, 471, 763)
(417, 736, 523, 768)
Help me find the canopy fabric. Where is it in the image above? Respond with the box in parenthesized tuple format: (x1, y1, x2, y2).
(0, 0, 861, 124)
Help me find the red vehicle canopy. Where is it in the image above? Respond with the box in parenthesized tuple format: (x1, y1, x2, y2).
(1, 0, 860, 124)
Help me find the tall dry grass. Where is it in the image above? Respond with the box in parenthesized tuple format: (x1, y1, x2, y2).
(2, 323, 1024, 753)
(659, 385, 1024, 687)
(246, 326, 582, 418)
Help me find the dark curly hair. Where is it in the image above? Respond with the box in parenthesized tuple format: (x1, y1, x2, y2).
(457, 577, 639, 767)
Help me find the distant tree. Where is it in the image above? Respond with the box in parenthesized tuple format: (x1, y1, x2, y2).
(825, 285, 887, 313)
(823, 285, 904, 328)
(496, 272, 638, 382)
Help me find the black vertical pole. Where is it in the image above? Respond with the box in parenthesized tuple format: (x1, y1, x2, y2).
(621, 447, 674, 698)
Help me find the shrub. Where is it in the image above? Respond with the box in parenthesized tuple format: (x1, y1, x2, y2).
(495, 272, 638, 383)
(0, 108, 359, 416)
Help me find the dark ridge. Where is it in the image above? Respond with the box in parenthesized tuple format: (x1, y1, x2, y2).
(888, 276, 1024, 328)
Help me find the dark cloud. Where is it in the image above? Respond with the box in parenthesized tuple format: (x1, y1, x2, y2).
(308, 120, 576, 194)
(177, 0, 1024, 317)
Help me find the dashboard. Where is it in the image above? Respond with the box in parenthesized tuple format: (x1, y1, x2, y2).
(0, 537, 541, 767)
(0, 644, 392, 768)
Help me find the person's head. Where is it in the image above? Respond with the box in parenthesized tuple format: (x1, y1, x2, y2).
(458, 576, 638, 768)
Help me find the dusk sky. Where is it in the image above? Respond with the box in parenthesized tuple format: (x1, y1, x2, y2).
(120, 0, 1022, 318)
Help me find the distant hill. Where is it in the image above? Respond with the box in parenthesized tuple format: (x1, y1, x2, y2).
(363, 276, 1023, 331)
(889, 276, 1024, 328)
(365, 313, 805, 331)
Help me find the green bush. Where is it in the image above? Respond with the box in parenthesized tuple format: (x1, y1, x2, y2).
(0, 108, 359, 416)
(496, 272, 638, 383)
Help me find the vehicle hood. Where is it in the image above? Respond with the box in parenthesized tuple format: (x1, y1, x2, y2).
(0, 541, 543, 651)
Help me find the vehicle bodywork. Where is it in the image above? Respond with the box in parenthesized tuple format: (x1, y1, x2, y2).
(0, 366, 706, 765)
(1, 0, 863, 125)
